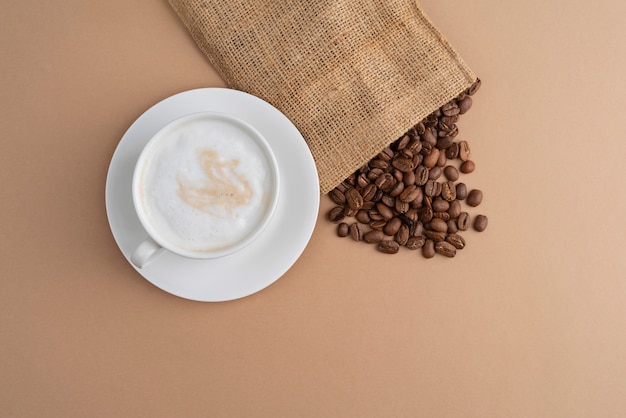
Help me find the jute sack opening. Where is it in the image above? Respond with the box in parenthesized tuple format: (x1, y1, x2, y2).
(169, 0, 477, 193)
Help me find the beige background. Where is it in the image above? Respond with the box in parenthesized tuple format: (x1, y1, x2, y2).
(2, 1, 626, 417)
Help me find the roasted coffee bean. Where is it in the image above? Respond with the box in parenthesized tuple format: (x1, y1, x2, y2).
(329, 188, 346, 205)
(433, 211, 451, 221)
(356, 173, 369, 188)
(441, 101, 460, 117)
(407, 139, 422, 154)
(392, 156, 415, 172)
(437, 151, 447, 167)
(446, 233, 466, 249)
(403, 170, 416, 186)
(392, 168, 404, 182)
(395, 199, 409, 214)
(432, 199, 450, 212)
(343, 206, 358, 217)
(369, 210, 384, 221)
(435, 241, 457, 257)
(335, 181, 349, 193)
(363, 229, 384, 244)
(424, 180, 438, 197)
(355, 210, 371, 224)
(443, 166, 459, 181)
(396, 134, 410, 150)
(428, 166, 443, 180)
(420, 141, 433, 156)
(369, 220, 387, 230)
(388, 181, 405, 197)
(441, 181, 457, 202)
(361, 183, 378, 201)
(466, 78, 481, 95)
(458, 140, 471, 161)
(395, 224, 409, 246)
(405, 209, 419, 224)
(415, 165, 429, 186)
(367, 168, 384, 181)
(421, 129, 437, 146)
(422, 147, 440, 168)
(418, 206, 434, 223)
(375, 172, 395, 190)
(446, 219, 458, 233)
(411, 221, 425, 237)
(445, 142, 459, 159)
(429, 217, 448, 233)
(436, 136, 454, 150)
(458, 96, 472, 114)
(424, 230, 446, 242)
(405, 235, 425, 250)
(376, 202, 395, 220)
(345, 188, 364, 210)
(448, 200, 462, 219)
(466, 189, 483, 207)
(329, 206, 345, 223)
(460, 160, 475, 174)
(337, 222, 349, 237)
(457, 212, 470, 231)
(455, 183, 468, 200)
(383, 217, 402, 236)
(381, 194, 395, 208)
(422, 239, 436, 258)
(377, 240, 400, 254)
(399, 184, 420, 203)
(473, 214, 488, 232)
(350, 222, 365, 241)
(370, 158, 389, 170)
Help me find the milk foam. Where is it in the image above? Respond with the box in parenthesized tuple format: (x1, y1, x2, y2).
(136, 115, 274, 254)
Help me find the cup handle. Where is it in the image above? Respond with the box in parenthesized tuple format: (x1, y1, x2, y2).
(131, 237, 164, 268)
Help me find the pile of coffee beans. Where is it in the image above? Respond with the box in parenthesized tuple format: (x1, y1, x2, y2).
(327, 79, 487, 258)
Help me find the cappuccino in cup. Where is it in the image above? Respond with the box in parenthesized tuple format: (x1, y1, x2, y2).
(131, 112, 279, 267)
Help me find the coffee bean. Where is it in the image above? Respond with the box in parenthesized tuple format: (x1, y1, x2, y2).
(411, 221, 425, 237)
(433, 211, 450, 221)
(383, 217, 402, 236)
(447, 200, 462, 219)
(458, 96, 473, 114)
(415, 165, 429, 186)
(329, 206, 345, 223)
(422, 239, 435, 258)
(429, 217, 448, 233)
(367, 168, 384, 181)
(446, 219, 458, 233)
(405, 235, 425, 250)
(399, 184, 420, 203)
(375, 172, 395, 190)
(355, 210, 371, 224)
(432, 199, 450, 212)
(363, 229, 384, 244)
(445, 142, 459, 159)
(395, 199, 409, 214)
(424, 230, 446, 242)
(466, 189, 483, 207)
(441, 181, 456, 201)
(435, 241, 456, 257)
(421, 130, 437, 146)
(441, 101, 460, 117)
(455, 183, 468, 200)
(329, 188, 346, 205)
(370, 158, 389, 170)
(381, 194, 395, 208)
(437, 151, 447, 167)
(376, 202, 395, 220)
(392, 156, 415, 172)
(460, 160, 475, 174)
(407, 138, 422, 154)
(446, 233, 466, 249)
(418, 206, 434, 223)
(369, 220, 387, 230)
(337, 222, 349, 237)
(377, 240, 400, 254)
(457, 212, 470, 231)
(396, 134, 410, 150)
(422, 147, 440, 168)
(395, 224, 410, 246)
(345, 187, 364, 210)
(443, 166, 459, 181)
(473, 215, 488, 232)
(343, 206, 358, 217)
(350, 222, 364, 241)
(388, 181, 404, 197)
(466, 78, 481, 95)
(458, 141, 471, 161)
(428, 166, 443, 180)
(437, 136, 454, 150)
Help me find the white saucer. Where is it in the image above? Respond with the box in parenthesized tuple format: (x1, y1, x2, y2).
(105, 88, 320, 302)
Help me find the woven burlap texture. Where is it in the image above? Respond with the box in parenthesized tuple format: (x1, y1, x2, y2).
(169, 0, 476, 193)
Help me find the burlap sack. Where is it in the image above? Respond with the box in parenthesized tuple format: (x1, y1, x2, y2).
(169, 0, 476, 193)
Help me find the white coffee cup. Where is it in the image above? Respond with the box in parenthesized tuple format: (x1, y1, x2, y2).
(130, 111, 280, 268)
